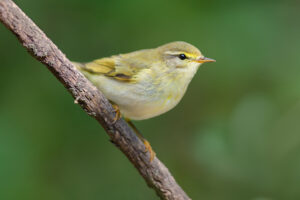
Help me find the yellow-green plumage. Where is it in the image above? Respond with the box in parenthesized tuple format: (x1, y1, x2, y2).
(73, 41, 215, 120)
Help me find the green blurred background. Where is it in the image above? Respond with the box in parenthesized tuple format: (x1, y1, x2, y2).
(1, 0, 300, 199)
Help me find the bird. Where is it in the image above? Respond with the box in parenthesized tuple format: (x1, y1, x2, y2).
(73, 41, 215, 161)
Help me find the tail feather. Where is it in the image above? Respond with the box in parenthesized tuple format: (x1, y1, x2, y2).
(71, 61, 85, 71)
(71, 61, 99, 81)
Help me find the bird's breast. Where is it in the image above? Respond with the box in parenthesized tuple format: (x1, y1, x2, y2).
(118, 71, 192, 120)
(89, 66, 197, 120)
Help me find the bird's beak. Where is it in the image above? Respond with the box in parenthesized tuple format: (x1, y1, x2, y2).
(194, 57, 216, 63)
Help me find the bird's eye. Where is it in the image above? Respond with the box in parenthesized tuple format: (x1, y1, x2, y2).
(179, 54, 187, 60)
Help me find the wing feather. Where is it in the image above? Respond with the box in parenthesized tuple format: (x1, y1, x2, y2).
(74, 49, 154, 82)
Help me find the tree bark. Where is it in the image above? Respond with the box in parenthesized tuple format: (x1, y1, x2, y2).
(0, 0, 191, 199)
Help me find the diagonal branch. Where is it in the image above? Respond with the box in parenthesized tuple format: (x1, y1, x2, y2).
(0, 0, 191, 199)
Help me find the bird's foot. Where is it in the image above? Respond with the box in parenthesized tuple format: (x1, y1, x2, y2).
(111, 104, 121, 124)
(143, 139, 156, 162)
(125, 119, 155, 162)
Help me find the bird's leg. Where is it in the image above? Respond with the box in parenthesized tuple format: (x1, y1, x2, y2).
(125, 119, 156, 162)
(111, 103, 121, 124)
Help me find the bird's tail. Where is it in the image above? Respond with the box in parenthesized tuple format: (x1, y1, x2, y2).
(71, 61, 85, 71)
(71, 61, 96, 81)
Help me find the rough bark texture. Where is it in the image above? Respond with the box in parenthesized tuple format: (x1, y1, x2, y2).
(0, 0, 191, 199)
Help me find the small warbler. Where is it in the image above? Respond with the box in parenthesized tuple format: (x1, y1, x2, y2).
(73, 41, 215, 160)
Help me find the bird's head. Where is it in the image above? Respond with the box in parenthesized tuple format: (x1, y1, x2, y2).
(157, 41, 215, 70)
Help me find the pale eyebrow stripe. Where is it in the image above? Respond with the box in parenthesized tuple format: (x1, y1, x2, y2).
(164, 51, 198, 59)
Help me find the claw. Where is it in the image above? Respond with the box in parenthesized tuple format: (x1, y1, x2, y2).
(111, 104, 121, 124)
(143, 139, 156, 162)
(125, 119, 156, 162)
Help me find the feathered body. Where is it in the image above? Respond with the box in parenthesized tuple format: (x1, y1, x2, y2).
(73, 41, 214, 120)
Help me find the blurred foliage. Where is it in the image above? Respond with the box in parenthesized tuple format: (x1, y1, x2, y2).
(1, 0, 300, 199)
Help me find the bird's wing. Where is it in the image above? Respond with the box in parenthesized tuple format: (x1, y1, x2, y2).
(77, 49, 153, 82)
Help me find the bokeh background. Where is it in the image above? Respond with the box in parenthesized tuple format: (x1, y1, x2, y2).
(1, 0, 300, 199)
